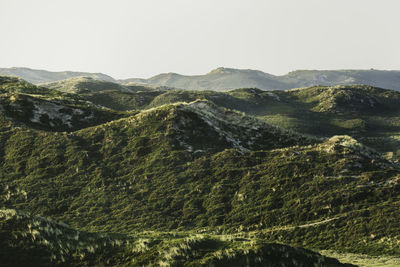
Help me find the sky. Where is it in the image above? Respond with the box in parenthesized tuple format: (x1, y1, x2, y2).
(0, 0, 399, 79)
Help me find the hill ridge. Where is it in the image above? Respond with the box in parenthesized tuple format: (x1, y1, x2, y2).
(119, 67, 400, 91)
(3, 66, 400, 92)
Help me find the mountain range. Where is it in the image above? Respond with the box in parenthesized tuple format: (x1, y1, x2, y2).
(2, 66, 400, 91)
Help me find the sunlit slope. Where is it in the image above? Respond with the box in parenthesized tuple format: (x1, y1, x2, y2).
(0, 76, 131, 131)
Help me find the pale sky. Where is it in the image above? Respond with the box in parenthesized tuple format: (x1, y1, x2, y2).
(0, 0, 399, 79)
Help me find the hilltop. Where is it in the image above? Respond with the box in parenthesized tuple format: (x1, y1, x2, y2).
(120, 67, 400, 91)
(40, 77, 168, 94)
(0, 76, 130, 132)
(40, 77, 174, 111)
(0, 67, 116, 84)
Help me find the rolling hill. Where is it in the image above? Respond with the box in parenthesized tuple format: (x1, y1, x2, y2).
(39, 77, 400, 159)
(2, 76, 400, 265)
(0, 76, 130, 132)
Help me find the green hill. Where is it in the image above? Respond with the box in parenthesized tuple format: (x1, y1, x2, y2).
(0, 76, 130, 132)
(40, 77, 136, 94)
(40, 76, 168, 94)
(61, 84, 400, 159)
(1, 94, 400, 255)
(41, 77, 172, 111)
(2, 76, 400, 265)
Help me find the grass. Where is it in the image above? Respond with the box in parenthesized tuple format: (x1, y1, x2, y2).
(0, 208, 351, 266)
(1, 100, 399, 256)
(320, 250, 400, 267)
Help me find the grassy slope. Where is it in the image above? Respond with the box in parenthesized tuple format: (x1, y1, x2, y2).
(0, 76, 132, 132)
(320, 250, 400, 267)
(40, 77, 166, 94)
(41, 77, 170, 111)
(47, 80, 400, 139)
(1, 209, 352, 266)
(2, 77, 400, 265)
(1, 99, 400, 256)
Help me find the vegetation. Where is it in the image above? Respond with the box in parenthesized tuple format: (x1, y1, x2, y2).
(320, 251, 400, 267)
(1, 209, 353, 266)
(2, 76, 400, 265)
(0, 76, 132, 131)
(41, 81, 400, 158)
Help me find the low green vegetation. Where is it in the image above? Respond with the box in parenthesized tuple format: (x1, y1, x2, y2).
(2, 76, 400, 265)
(1, 209, 352, 266)
(320, 251, 400, 267)
(0, 76, 133, 132)
(40, 77, 164, 94)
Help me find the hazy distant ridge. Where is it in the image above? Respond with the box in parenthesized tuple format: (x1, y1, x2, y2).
(0, 67, 116, 84)
(121, 67, 400, 91)
(2, 66, 400, 91)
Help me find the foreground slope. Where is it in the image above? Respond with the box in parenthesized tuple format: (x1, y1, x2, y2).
(0, 209, 352, 266)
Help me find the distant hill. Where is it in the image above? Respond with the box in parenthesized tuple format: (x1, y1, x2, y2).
(120, 67, 400, 91)
(40, 77, 171, 111)
(3, 66, 400, 91)
(0, 67, 116, 84)
(41, 77, 151, 94)
(121, 67, 288, 91)
(284, 69, 400, 91)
